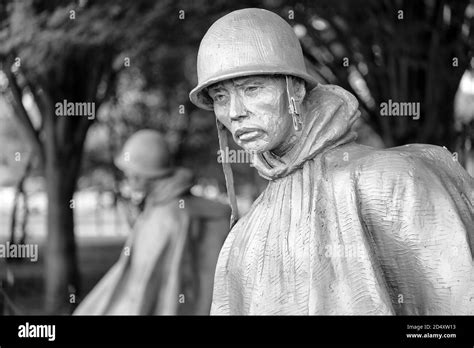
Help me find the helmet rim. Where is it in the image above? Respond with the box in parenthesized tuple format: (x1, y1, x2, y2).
(114, 154, 174, 179)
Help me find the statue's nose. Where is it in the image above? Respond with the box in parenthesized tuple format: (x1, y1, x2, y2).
(229, 94, 246, 120)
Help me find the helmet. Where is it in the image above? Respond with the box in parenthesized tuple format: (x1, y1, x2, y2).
(189, 8, 318, 110)
(115, 129, 172, 178)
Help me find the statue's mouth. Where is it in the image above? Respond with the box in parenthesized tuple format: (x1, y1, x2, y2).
(235, 127, 264, 142)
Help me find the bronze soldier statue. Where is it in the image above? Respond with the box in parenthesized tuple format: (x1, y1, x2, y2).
(74, 130, 230, 315)
(189, 8, 474, 315)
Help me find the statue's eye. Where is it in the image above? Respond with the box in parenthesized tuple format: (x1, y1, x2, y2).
(213, 94, 228, 103)
(245, 86, 259, 95)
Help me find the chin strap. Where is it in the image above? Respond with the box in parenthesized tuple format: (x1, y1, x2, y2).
(286, 76, 302, 131)
(216, 119, 239, 228)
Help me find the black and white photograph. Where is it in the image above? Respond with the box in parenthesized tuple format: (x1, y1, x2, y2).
(0, 0, 473, 345)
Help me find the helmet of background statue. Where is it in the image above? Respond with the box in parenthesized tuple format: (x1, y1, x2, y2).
(114, 129, 173, 178)
(189, 8, 318, 110)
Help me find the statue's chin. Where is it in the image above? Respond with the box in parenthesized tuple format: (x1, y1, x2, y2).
(239, 143, 269, 155)
(240, 141, 287, 156)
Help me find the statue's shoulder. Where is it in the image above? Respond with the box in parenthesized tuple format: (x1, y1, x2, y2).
(322, 142, 465, 187)
(325, 143, 474, 212)
(353, 143, 460, 177)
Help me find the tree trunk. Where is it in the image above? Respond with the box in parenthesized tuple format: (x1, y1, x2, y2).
(44, 151, 81, 314)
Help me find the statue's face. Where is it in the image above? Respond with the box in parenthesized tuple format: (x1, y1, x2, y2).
(208, 76, 294, 154)
(124, 170, 155, 200)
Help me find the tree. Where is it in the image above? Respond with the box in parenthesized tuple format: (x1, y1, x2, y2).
(286, 0, 473, 148)
(0, 0, 118, 313)
(0, 0, 251, 314)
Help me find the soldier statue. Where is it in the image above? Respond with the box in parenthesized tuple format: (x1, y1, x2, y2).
(189, 8, 474, 315)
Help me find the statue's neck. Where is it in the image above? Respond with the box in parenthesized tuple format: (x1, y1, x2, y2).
(271, 133, 299, 158)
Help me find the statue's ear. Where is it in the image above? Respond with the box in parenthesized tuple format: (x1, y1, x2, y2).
(293, 78, 306, 103)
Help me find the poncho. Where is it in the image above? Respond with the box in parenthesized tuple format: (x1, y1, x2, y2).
(74, 168, 230, 315)
(211, 84, 474, 315)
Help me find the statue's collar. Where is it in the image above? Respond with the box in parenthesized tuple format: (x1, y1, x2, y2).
(252, 84, 360, 180)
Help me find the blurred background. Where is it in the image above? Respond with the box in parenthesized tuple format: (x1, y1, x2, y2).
(0, 0, 472, 314)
